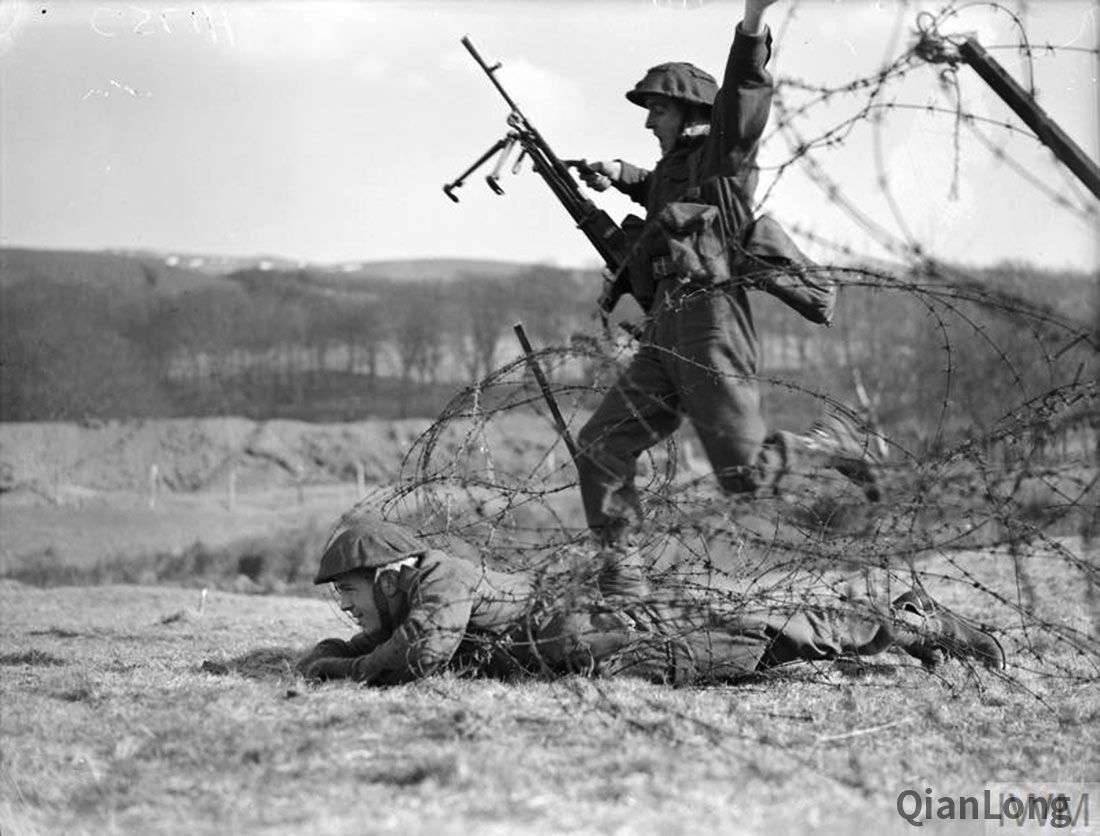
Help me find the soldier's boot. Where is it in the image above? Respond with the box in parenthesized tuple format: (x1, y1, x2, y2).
(597, 546, 651, 601)
(891, 588, 1005, 670)
(798, 410, 885, 503)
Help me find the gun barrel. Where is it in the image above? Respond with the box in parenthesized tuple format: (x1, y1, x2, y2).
(461, 35, 524, 117)
(460, 35, 487, 67)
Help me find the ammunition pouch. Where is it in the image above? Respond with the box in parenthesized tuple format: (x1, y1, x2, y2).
(653, 202, 732, 286)
(621, 196, 835, 328)
(620, 202, 735, 310)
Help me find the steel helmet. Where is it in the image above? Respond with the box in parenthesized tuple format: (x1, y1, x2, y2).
(625, 62, 717, 110)
(313, 514, 427, 584)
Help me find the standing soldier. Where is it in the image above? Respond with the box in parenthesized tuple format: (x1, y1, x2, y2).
(296, 514, 1004, 686)
(574, 0, 882, 563)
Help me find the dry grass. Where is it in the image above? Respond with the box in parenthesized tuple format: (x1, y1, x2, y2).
(2, 568, 1097, 836)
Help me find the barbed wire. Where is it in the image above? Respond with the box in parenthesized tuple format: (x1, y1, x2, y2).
(334, 3, 1098, 723)
(761, 1, 1099, 245)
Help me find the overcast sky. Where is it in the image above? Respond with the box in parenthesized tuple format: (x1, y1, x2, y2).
(1, 0, 1097, 271)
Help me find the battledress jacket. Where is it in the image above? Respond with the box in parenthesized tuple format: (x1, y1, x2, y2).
(303, 550, 893, 686)
(617, 24, 835, 326)
(307, 549, 536, 686)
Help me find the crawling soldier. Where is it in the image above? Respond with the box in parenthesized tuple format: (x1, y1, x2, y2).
(296, 514, 1004, 685)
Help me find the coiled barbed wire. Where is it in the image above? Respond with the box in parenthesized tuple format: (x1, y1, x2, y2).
(329, 2, 1098, 700)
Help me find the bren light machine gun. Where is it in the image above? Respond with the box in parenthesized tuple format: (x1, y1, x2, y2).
(443, 36, 635, 318)
(444, 36, 641, 462)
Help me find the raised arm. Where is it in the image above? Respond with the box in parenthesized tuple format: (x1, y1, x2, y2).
(709, 0, 779, 172)
(742, 0, 779, 36)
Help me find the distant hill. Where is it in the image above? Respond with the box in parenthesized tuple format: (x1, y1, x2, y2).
(102, 248, 304, 276)
(3, 247, 1092, 323)
(327, 258, 552, 283)
(0, 248, 558, 296)
(100, 250, 539, 281)
(0, 248, 232, 298)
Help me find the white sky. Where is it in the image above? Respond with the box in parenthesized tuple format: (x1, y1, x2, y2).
(1, 0, 1098, 271)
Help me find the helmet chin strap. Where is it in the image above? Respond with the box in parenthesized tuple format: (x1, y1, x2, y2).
(372, 577, 395, 634)
(370, 556, 421, 635)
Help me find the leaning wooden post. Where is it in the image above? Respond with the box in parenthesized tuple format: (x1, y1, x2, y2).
(513, 323, 579, 464)
(957, 37, 1100, 200)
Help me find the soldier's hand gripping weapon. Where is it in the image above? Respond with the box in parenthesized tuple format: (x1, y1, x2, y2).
(443, 36, 635, 317)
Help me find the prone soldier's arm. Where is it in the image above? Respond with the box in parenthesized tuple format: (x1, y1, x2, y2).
(311, 552, 478, 685)
(294, 632, 386, 675)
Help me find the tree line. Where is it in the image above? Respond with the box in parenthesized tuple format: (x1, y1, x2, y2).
(1, 255, 1095, 452)
(0, 262, 597, 422)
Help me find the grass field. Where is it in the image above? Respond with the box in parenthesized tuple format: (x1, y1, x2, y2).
(2, 552, 1097, 836)
(2, 417, 1098, 835)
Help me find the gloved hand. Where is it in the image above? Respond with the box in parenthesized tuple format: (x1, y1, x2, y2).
(570, 159, 622, 192)
(295, 639, 348, 677)
(304, 657, 354, 681)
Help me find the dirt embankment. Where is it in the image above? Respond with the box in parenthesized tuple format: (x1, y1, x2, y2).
(0, 417, 433, 501)
(0, 414, 562, 582)
(0, 417, 440, 579)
